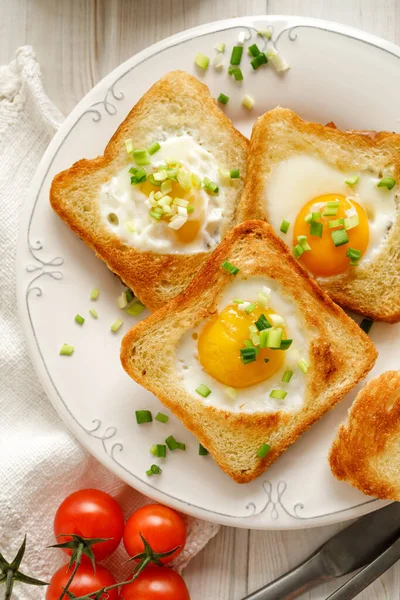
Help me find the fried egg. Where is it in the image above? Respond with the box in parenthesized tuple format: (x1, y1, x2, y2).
(99, 133, 230, 253)
(266, 154, 397, 277)
(176, 277, 311, 413)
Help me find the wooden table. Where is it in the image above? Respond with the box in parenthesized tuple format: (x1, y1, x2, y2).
(2, 1, 398, 598)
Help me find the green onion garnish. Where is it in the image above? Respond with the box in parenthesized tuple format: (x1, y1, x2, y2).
(125, 139, 133, 154)
(147, 141, 161, 155)
(165, 435, 178, 450)
(248, 43, 261, 57)
(270, 389, 288, 400)
(282, 370, 293, 383)
(331, 229, 349, 247)
(150, 444, 158, 456)
(90, 288, 99, 301)
(203, 177, 219, 193)
(346, 248, 361, 260)
(75, 314, 85, 325)
(257, 28, 273, 39)
(244, 303, 256, 314)
(255, 314, 272, 331)
(155, 412, 169, 424)
(196, 384, 212, 398)
(257, 443, 271, 458)
(305, 214, 313, 224)
(264, 328, 283, 349)
(132, 148, 150, 166)
(240, 347, 257, 364)
(89, 308, 98, 319)
(125, 289, 134, 303)
(297, 235, 311, 251)
(230, 45, 243, 65)
(176, 442, 186, 451)
(328, 218, 345, 229)
(221, 261, 239, 275)
(215, 42, 226, 53)
(111, 318, 123, 332)
(377, 177, 395, 190)
(323, 201, 340, 217)
(310, 221, 323, 237)
(156, 444, 167, 457)
(187, 205, 195, 213)
(297, 359, 308, 374)
(199, 444, 209, 456)
(278, 339, 293, 350)
(344, 214, 359, 230)
(242, 95, 254, 110)
(311, 211, 321, 221)
(231, 67, 244, 81)
(194, 52, 210, 70)
(264, 358, 270, 363)
(217, 93, 229, 105)
(230, 169, 240, 178)
(126, 301, 145, 316)
(360, 318, 374, 334)
(345, 175, 359, 186)
(59, 343, 74, 356)
(136, 410, 152, 424)
(130, 168, 147, 184)
(251, 53, 268, 70)
(293, 244, 304, 259)
(146, 464, 162, 476)
(150, 210, 162, 220)
(147, 173, 161, 187)
(280, 219, 290, 234)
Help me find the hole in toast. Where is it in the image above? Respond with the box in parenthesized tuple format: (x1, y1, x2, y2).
(108, 212, 119, 225)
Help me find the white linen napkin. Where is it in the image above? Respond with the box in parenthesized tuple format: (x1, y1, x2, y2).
(0, 46, 219, 598)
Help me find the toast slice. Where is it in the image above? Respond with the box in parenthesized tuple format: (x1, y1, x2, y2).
(50, 71, 248, 311)
(120, 220, 377, 483)
(330, 370, 400, 501)
(238, 107, 400, 322)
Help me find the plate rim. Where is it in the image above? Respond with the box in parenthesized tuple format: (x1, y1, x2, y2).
(16, 14, 398, 530)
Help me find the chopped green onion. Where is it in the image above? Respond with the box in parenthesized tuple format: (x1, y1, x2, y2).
(125, 289, 134, 303)
(264, 358, 270, 363)
(277, 339, 293, 350)
(377, 177, 395, 190)
(147, 173, 161, 187)
(75, 314, 85, 325)
(224, 387, 238, 400)
(150, 210, 162, 220)
(297, 359, 308, 374)
(331, 229, 349, 247)
(221, 261, 239, 275)
(282, 370, 293, 383)
(344, 214, 359, 230)
(147, 141, 161, 155)
(130, 168, 146, 184)
(311, 211, 321, 221)
(231, 67, 244, 81)
(345, 175, 359, 186)
(150, 444, 158, 456)
(240, 347, 257, 364)
(349, 258, 360, 266)
(230, 45, 243, 65)
(132, 148, 150, 166)
(155, 412, 169, 424)
(187, 205, 195, 213)
(126, 221, 135, 233)
(111, 318, 123, 333)
(270, 389, 288, 400)
(346, 248, 362, 260)
(360, 318, 374, 334)
(297, 235, 311, 251)
(230, 169, 240, 179)
(125, 139, 133, 154)
(248, 43, 261, 57)
(251, 53, 268, 70)
(217, 93, 229, 105)
(328, 218, 345, 229)
(305, 214, 313, 224)
(257, 28, 273, 39)
(266, 328, 283, 349)
(280, 219, 290, 234)
(117, 291, 128, 309)
(202, 177, 219, 193)
(165, 435, 179, 450)
(293, 244, 304, 259)
(194, 52, 210, 70)
(90, 288, 100, 301)
(244, 339, 259, 356)
(146, 464, 162, 476)
(59, 343, 74, 356)
(242, 95, 254, 110)
(156, 444, 167, 457)
(269, 313, 285, 327)
(199, 444, 209, 456)
(257, 443, 271, 458)
(89, 308, 98, 319)
(176, 442, 186, 451)
(310, 221, 323, 237)
(323, 201, 340, 217)
(126, 301, 145, 316)
(215, 42, 225, 53)
(136, 410, 152, 424)
(196, 384, 212, 398)
(255, 314, 272, 331)
(245, 303, 256, 315)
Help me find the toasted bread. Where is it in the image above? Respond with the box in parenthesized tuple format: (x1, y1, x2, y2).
(120, 220, 377, 483)
(329, 370, 400, 500)
(50, 71, 248, 311)
(238, 107, 400, 322)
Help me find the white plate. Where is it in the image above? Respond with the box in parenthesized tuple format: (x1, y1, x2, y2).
(17, 15, 400, 529)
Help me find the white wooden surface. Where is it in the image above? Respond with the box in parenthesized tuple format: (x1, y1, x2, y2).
(1, 1, 399, 598)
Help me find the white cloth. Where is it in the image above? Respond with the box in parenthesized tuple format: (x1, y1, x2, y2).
(0, 46, 219, 598)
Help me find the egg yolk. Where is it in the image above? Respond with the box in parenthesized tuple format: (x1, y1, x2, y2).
(293, 194, 369, 277)
(197, 304, 286, 389)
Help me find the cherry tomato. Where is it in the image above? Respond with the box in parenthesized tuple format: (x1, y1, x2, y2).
(123, 504, 186, 563)
(46, 562, 118, 600)
(54, 489, 124, 560)
(120, 565, 190, 600)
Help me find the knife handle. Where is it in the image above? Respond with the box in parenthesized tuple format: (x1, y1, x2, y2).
(242, 554, 329, 600)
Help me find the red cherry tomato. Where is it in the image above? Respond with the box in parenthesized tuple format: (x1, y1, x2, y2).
(120, 565, 190, 600)
(46, 562, 118, 600)
(54, 489, 124, 560)
(123, 504, 186, 564)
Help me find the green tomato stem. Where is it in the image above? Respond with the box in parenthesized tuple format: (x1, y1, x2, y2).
(4, 569, 14, 600)
(58, 542, 84, 600)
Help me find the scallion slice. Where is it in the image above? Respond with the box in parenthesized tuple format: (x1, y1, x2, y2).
(257, 443, 271, 458)
(155, 412, 169, 424)
(293, 244, 304, 259)
(278, 339, 293, 350)
(176, 442, 186, 451)
(165, 435, 179, 450)
(111, 318, 123, 332)
(345, 175, 359, 186)
(156, 444, 167, 458)
(59, 343, 74, 356)
(297, 235, 311, 251)
(282, 370, 293, 383)
(195, 52, 210, 70)
(328, 218, 345, 229)
(346, 248, 361, 260)
(230, 45, 243, 65)
(147, 141, 161, 155)
(215, 42, 226, 53)
(90, 288, 100, 301)
(147, 173, 161, 187)
(136, 410, 152, 424)
(231, 67, 244, 81)
(305, 214, 313, 224)
(251, 53, 268, 70)
(266, 328, 283, 349)
(255, 314, 272, 331)
(89, 308, 98, 319)
(242, 94, 254, 110)
(230, 169, 240, 178)
(75, 314, 85, 325)
(240, 347, 257, 364)
(331, 229, 349, 247)
(199, 444, 209, 456)
(377, 177, 395, 190)
(146, 464, 162, 476)
(323, 201, 340, 217)
(344, 214, 360, 230)
(126, 301, 145, 316)
(245, 303, 256, 314)
(125, 139, 133, 154)
(150, 444, 158, 456)
(132, 148, 150, 166)
(280, 219, 290, 234)
(360, 318, 374, 334)
(310, 221, 323, 237)
(221, 261, 239, 275)
(196, 384, 212, 397)
(217, 93, 229, 105)
(130, 168, 147, 184)
(270, 389, 288, 400)
(311, 211, 321, 221)
(248, 43, 261, 57)
(297, 359, 308, 374)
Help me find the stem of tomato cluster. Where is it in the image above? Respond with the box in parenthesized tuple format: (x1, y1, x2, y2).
(58, 542, 84, 600)
(4, 569, 14, 600)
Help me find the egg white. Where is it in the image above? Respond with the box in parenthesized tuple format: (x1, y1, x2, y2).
(99, 133, 227, 253)
(175, 277, 311, 414)
(266, 154, 398, 268)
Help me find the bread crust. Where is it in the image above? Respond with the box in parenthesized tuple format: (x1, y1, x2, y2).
(329, 370, 400, 500)
(121, 220, 377, 483)
(238, 106, 400, 322)
(50, 71, 248, 311)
